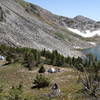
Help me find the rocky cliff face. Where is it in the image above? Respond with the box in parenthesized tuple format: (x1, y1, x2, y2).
(0, 0, 100, 57)
(64, 15, 100, 31)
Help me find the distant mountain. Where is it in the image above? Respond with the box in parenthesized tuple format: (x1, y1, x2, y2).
(0, 0, 100, 57)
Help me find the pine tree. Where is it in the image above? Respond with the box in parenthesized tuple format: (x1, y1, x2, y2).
(38, 65, 45, 73)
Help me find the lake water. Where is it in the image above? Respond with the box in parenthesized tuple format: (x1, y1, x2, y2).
(83, 45, 100, 60)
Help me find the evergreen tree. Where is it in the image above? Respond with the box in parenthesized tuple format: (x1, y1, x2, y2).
(38, 65, 45, 73)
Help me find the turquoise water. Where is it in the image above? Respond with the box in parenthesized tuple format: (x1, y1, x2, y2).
(83, 45, 100, 60)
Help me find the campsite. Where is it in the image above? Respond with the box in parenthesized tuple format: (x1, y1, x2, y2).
(0, 60, 82, 100)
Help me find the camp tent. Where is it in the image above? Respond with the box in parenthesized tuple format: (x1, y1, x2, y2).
(0, 55, 5, 60)
(48, 68, 56, 73)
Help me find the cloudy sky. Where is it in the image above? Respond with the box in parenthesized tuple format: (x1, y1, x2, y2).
(26, 0, 100, 21)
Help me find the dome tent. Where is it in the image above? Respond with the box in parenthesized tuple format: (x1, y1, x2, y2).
(0, 55, 5, 60)
(48, 68, 56, 73)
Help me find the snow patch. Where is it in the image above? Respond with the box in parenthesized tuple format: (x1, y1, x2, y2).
(73, 46, 81, 49)
(67, 27, 100, 38)
(88, 42, 96, 46)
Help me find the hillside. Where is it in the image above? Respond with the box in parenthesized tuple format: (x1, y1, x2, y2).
(0, 60, 83, 100)
(0, 43, 99, 100)
(0, 1, 100, 100)
(0, 0, 100, 57)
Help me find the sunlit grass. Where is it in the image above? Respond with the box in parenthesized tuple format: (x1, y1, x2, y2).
(0, 61, 83, 100)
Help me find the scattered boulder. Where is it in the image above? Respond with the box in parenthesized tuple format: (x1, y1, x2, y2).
(48, 83, 60, 98)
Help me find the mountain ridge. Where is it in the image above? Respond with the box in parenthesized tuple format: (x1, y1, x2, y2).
(0, 0, 100, 57)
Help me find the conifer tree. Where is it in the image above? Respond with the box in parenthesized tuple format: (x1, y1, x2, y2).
(38, 65, 45, 73)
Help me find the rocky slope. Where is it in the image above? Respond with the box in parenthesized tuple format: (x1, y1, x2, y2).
(0, 0, 100, 57)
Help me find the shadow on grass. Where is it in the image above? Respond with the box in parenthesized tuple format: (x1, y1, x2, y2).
(2, 62, 11, 66)
(31, 86, 38, 89)
(31, 85, 42, 90)
(31, 85, 48, 90)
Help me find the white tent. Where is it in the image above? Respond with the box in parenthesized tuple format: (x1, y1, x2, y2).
(0, 55, 5, 60)
(48, 68, 56, 73)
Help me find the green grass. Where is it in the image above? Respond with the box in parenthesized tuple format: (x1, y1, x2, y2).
(54, 32, 65, 40)
(0, 61, 83, 100)
(16, 0, 28, 8)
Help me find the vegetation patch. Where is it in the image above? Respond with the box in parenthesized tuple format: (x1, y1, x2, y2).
(16, 0, 28, 8)
(33, 74, 50, 89)
(54, 32, 65, 40)
(0, 45, 99, 100)
(38, 64, 46, 73)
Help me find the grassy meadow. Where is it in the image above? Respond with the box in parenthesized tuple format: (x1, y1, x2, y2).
(0, 60, 84, 100)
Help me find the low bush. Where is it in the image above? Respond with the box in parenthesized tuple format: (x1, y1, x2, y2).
(38, 65, 45, 73)
(33, 74, 50, 89)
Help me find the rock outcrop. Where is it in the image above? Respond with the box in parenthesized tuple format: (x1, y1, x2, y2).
(0, 0, 100, 57)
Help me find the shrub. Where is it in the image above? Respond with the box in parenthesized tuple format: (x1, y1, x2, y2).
(38, 65, 45, 73)
(8, 84, 24, 100)
(80, 66, 100, 100)
(33, 74, 50, 89)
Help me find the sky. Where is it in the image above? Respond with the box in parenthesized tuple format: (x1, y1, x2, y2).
(25, 0, 100, 21)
